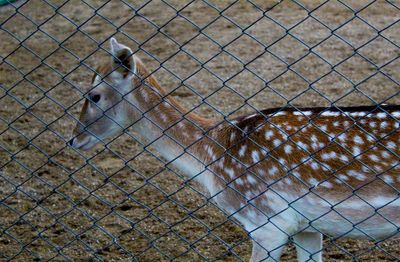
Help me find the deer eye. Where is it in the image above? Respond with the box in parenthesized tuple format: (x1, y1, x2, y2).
(90, 94, 101, 103)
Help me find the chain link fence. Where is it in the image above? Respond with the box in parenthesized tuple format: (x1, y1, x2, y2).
(0, 0, 399, 260)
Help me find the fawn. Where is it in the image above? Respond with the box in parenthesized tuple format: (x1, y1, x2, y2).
(69, 38, 400, 261)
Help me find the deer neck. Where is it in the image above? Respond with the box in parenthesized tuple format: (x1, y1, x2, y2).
(127, 61, 214, 177)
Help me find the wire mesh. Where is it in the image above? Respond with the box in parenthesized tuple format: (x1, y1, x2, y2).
(0, 0, 399, 261)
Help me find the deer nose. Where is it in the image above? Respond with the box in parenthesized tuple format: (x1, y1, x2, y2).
(88, 93, 101, 103)
(68, 138, 75, 146)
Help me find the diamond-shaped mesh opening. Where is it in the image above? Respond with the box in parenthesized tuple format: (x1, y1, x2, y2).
(264, 1, 308, 28)
(1, 0, 399, 260)
(335, 17, 378, 48)
(358, 0, 400, 31)
(202, 16, 242, 47)
(290, 16, 332, 47)
(179, 1, 220, 28)
(358, 36, 399, 67)
(311, 0, 354, 28)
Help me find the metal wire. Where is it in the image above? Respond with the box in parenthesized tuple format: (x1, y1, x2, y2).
(0, 0, 399, 260)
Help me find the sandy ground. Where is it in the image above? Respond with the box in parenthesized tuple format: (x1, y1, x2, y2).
(0, 0, 399, 261)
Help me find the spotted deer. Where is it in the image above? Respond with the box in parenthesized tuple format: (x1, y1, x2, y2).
(69, 38, 400, 261)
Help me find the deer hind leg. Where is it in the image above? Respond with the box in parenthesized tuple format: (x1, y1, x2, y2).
(249, 224, 289, 262)
(293, 232, 323, 262)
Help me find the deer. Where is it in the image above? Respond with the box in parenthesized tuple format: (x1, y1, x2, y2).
(69, 38, 400, 261)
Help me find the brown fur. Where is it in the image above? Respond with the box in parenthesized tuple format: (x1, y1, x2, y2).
(77, 53, 400, 209)
(201, 109, 400, 206)
(134, 59, 214, 129)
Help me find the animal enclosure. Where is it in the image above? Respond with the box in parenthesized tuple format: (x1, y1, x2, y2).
(0, 0, 399, 261)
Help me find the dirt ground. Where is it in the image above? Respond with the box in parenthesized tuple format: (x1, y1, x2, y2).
(0, 0, 399, 261)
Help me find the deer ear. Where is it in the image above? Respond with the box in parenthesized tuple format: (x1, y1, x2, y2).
(109, 37, 136, 78)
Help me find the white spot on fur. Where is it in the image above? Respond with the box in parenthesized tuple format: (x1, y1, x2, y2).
(338, 133, 347, 141)
(353, 135, 363, 144)
(308, 178, 319, 187)
(376, 112, 387, 119)
(310, 161, 319, 170)
(217, 157, 225, 169)
(252, 151, 260, 163)
(339, 154, 349, 162)
(278, 158, 287, 167)
(235, 178, 244, 186)
(321, 151, 336, 160)
(366, 135, 375, 142)
(329, 151, 337, 159)
(320, 181, 333, 188)
(226, 168, 235, 179)
(319, 125, 327, 132)
(273, 111, 287, 116)
(352, 112, 367, 117)
(257, 169, 267, 177)
(382, 175, 393, 184)
(204, 145, 216, 160)
(265, 130, 274, 140)
(369, 154, 379, 162)
(283, 177, 292, 185)
(321, 163, 331, 171)
(269, 166, 278, 176)
(392, 111, 400, 118)
(361, 165, 370, 173)
(352, 146, 361, 157)
(230, 132, 236, 142)
(292, 171, 301, 179)
(335, 179, 343, 184)
(381, 151, 391, 159)
(386, 141, 396, 149)
(284, 144, 293, 154)
(279, 131, 288, 141)
(296, 141, 309, 151)
(239, 145, 247, 157)
(273, 139, 282, 147)
(392, 161, 400, 169)
(374, 165, 383, 172)
(380, 121, 388, 129)
(301, 157, 310, 164)
(310, 135, 318, 142)
(321, 153, 330, 160)
(322, 111, 340, 117)
(347, 170, 366, 180)
(247, 175, 257, 185)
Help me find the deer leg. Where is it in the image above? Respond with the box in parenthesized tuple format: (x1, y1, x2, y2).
(249, 224, 289, 262)
(293, 232, 323, 262)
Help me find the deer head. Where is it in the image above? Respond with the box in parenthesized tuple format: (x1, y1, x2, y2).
(69, 38, 140, 150)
